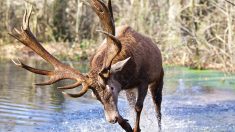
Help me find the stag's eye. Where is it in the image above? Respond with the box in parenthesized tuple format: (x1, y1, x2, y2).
(110, 87, 114, 91)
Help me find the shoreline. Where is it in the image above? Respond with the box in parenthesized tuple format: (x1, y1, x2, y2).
(0, 43, 234, 73)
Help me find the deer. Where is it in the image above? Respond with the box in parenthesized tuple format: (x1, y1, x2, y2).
(9, 0, 164, 132)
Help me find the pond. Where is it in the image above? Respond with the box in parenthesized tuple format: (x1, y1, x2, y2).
(0, 60, 235, 132)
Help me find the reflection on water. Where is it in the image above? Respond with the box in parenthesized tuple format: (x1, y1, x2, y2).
(0, 60, 235, 132)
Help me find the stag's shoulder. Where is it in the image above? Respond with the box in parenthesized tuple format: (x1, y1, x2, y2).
(116, 25, 139, 46)
(116, 25, 154, 45)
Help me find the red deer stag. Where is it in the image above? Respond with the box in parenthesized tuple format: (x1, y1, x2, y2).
(9, 0, 164, 132)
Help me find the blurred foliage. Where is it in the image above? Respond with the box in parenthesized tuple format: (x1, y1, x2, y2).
(52, 0, 71, 42)
(0, 0, 234, 72)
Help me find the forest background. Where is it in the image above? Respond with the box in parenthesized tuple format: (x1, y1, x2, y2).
(0, 0, 234, 72)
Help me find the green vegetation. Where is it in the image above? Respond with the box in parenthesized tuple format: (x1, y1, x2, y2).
(0, 0, 234, 72)
(164, 66, 235, 89)
(52, 0, 71, 42)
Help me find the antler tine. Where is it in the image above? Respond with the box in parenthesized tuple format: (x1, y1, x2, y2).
(22, 9, 27, 29)
(90, 0, 115, 35)
(96, 30, 121, 50)
(23, 6, 32, 30)
(62, 84, 89, 98)
(108, 0, 114, 23)
(14, 28, 21, 34)
(9, 6, 90, 97)
(8, 28, 20, 41)
(11, 58, 22, 66)
(34, 78, 61, 86)
(58, 81, 82, 90)
(11, 58, 52, 75)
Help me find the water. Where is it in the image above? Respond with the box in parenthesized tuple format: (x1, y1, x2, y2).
(0, 60, 235, 132)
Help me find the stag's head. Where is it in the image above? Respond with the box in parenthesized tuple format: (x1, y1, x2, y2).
(9, 0, 131, 125)
(86, 0, 132, 123)
(90, 56, 131, 124)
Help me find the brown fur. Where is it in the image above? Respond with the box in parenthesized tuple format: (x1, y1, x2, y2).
(89, 25, 162, 88)
(88, 25, 163, 132)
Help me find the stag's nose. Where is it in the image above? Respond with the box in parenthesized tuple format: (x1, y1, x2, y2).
(109, 117, 118, 124)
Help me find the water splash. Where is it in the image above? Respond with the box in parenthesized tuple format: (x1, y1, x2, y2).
(1, 62, 235, 132)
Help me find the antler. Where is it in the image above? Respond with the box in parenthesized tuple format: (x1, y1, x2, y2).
(90, 0, 121, 74)
(9, 6, 89, 97)
(91, 0, 115, 35)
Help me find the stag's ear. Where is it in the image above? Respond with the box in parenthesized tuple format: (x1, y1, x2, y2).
(110, 57, 131, 73)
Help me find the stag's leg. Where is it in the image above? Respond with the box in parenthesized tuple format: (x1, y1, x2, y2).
(126, 89, 137, 109)
(133, 82, 148, 132)
(117, 116, 133, 132)
(150, 70, 164, 131)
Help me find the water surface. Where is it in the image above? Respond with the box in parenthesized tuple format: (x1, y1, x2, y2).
(0, 60, 235, 132)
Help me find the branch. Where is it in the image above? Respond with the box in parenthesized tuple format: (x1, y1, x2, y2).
(225, 0, 235, 6)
